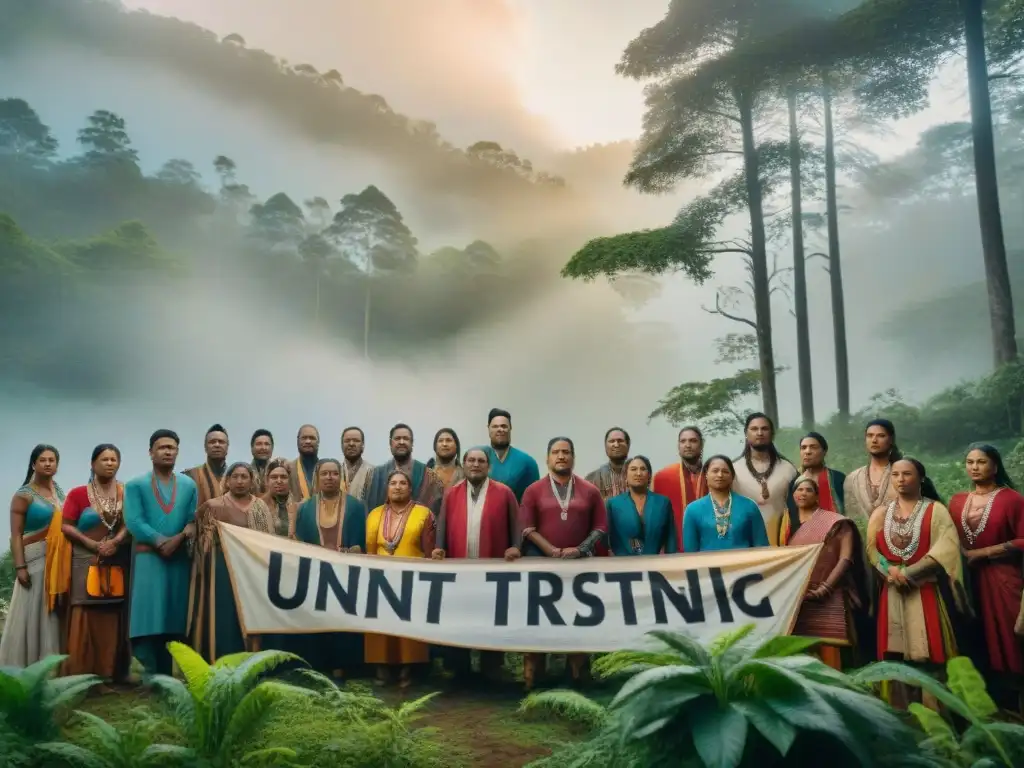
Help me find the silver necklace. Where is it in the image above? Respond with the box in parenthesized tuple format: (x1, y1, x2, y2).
(550, 475, 573, 521)
(883, 499, 925, 562)
(90, 480, 120, 532)
(712, 493, 732, 539)
(960, 488, 1001, 546)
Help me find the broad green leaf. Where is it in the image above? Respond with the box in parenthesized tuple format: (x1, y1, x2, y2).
(690, 703, 749, 768)
(732, 699, 797, 756)
(908, 702, 958, 746)
(751, 634, 823, 659)
(648, 630, 712, 667)
(962, 721, 1024, 766)
(617, 686, 706, 739)
(610, 664, 706, 709)
(853, 662, 978, 723)
(139, 743, 197, 765)
(165, 641, 212, 694)
(946, 657, 998, 721)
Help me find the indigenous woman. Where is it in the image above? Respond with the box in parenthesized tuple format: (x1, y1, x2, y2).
(261, 457, 300, 538)
(682, 456, 770, 553)
(60, 445, 132, 680)
(867, 458, 968, 709)
(365, 470, 436, 688)
(0, 445, 65, 666)
(786, 477, 868, 670)
(780, 432, 846, 545)
(950, 444, 1024, 697)
(426, 428, 464, 489)
(606, 456, 677, 556)
(293, 458, 367, 677)
(190, 462, 272, 662)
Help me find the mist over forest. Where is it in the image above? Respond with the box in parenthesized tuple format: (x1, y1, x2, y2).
(1, 0, 1021, 539)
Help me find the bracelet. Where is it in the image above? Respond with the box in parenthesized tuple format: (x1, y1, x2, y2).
(15, 564, 27, 571)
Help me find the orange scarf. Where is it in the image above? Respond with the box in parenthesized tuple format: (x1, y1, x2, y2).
(43, 495, 70, 613)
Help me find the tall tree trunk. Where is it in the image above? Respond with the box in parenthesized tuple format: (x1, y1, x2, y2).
(823, 81, 850, 422)
(788, 87, 814, 429)
(961, 0, 1018, 365)
(737, 87, 779, 426)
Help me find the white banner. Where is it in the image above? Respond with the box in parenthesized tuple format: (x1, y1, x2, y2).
(219, 523, 821, 653)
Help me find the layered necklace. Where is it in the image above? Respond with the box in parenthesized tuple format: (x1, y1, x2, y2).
(382, 501, 413, 554)
(550, 475, 574, 521)
(745, 452, 777, 501)
(883, 499, 926, 562)
(960, 487, 1002, 546)
(711, 493, 733, 539)
(317, 493, 342, 530)
(89, 479, 121, 532)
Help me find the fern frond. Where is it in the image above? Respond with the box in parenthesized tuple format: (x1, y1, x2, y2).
(166, 642, 212, 694)
(395, 692, 440, 721)
(33, 740, 110, 768)
(592, 651, 679, 678)
(520, 689, 608, 729)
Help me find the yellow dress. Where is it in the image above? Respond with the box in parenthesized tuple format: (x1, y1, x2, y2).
(364, 504, 433, 665)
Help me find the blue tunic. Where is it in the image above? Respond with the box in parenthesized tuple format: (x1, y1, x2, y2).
(124, 471, 197, 639)
(484, 446, 540, 502)
(682, 493, 770, 553)
(22, 492, 57, 535)
(606, 491, 677, 556)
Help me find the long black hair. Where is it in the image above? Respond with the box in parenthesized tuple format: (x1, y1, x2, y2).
(426, 427, 461, 468)
(966, 443, 1016, 490)
(24, 444, 59, 486)
(741, 412, 785, 469)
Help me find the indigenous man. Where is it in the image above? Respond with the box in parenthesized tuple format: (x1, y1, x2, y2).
(780, 432, 847, 545)
(340, 427, 374, 501)
(288, 424, 320, 501)
(426, 428, 464, 489)
(518, 437, 607, 690)
(585, 427, 631, 500)
(124, 429, 197, 675)
(483, 408, 540, 502)
(844, 419, 900, 524)
(184, 424, 230, 508)
(249, 429, 274, 495)
(732, 413, 798, 547)
(432, 447, 521, 681)
(362, 424, 444, 515)
(653, 426, 709, 551)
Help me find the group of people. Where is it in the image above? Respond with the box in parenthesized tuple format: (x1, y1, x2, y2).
(1, 408, 1022, 707)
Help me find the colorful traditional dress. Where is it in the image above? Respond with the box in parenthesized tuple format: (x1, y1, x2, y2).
(484, 445, 540, 503)
(61, 484, 132, 679)
(292, 492, 368, 673)
(123, 471, 198, 675)
(265, 493, 299, 539)
(435, 478, 518, 676)
(732, 457, 798, 547)
(606, 491, 677, 556)
(585, 463, 627, 502)
(950, 489, 1024, 674)
(780, 467, 847, 545)
(184, 464, 226, 509)
(190, 495, 272, 662)
(342, 460, 374, 502)
(682, 493, 770, 553)
(786, 508, 868, 669)
(867, 500, 966, 664)
(0, 487, 63, 666)
(652, 462, 708, 552)
(362, 460, 444, 516)
(364, 504, 435, 666)
(845, 464, 897, 525)
(288, 455, 319, 502)
(250, 460, 270, 496)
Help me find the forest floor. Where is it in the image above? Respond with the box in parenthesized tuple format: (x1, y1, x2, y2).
(75, 670, 592, 768)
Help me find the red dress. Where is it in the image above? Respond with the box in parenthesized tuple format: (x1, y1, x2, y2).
(875, 504, 954, 664)
(652, 464, 707, 552)
(950, 489, 1024, 674)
